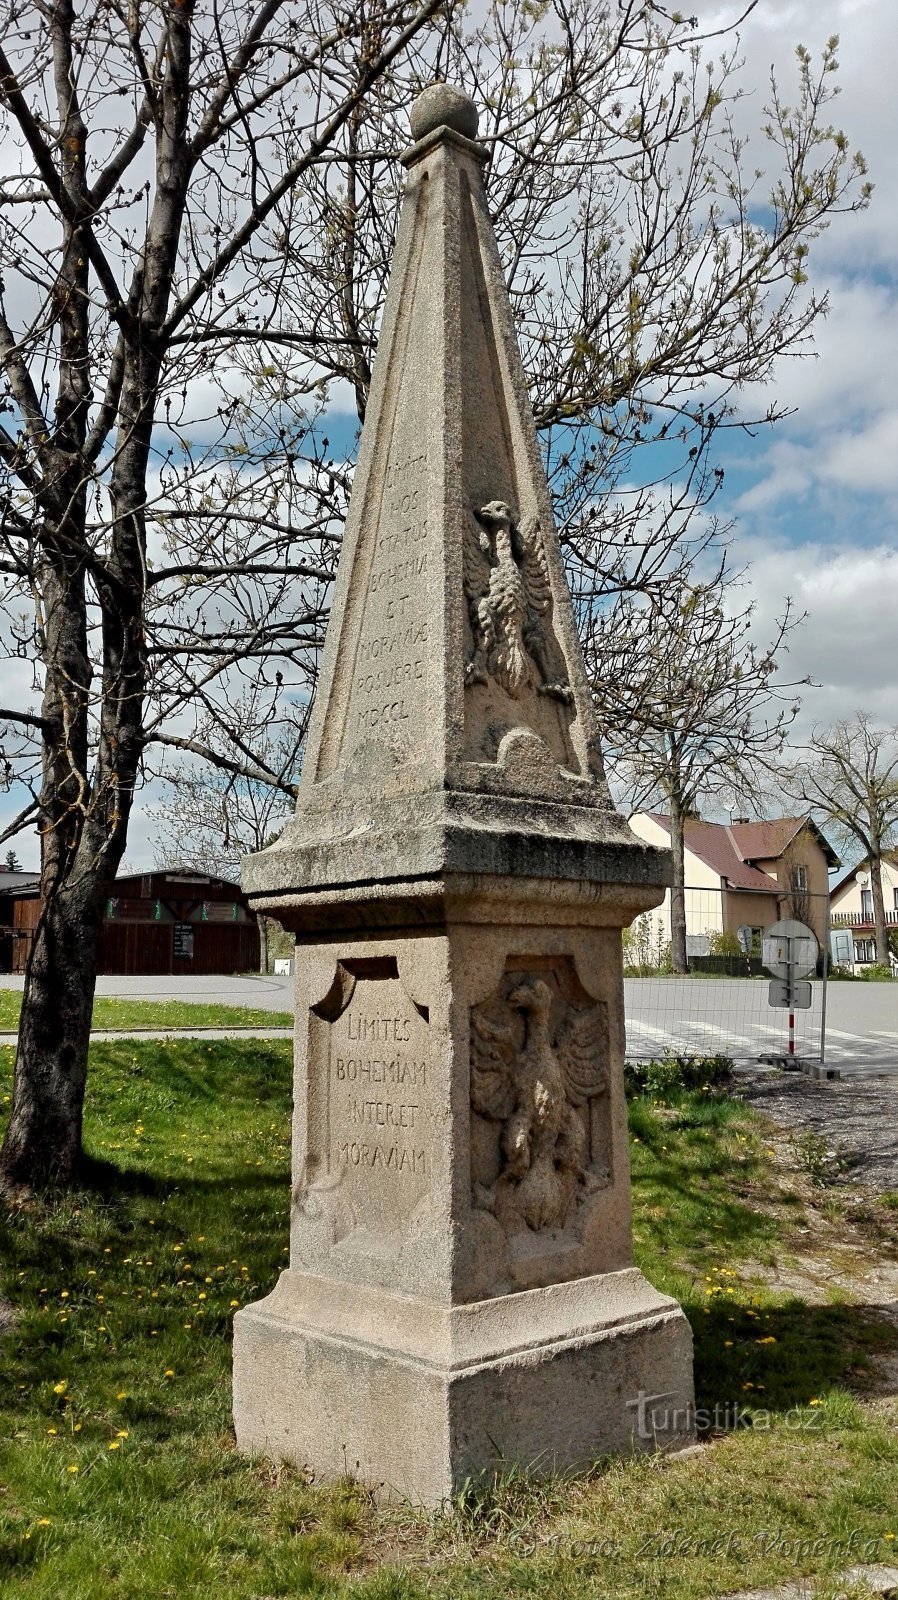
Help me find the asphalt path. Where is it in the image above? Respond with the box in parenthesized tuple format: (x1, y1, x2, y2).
(1, 972, 896, 1075)
(0, 971, 294, 1007)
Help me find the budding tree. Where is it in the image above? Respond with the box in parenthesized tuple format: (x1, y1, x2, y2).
(594, 574, 809, 971)
(792, 715, 898, 966)
(0, 0, 870, 1194)
(0, 0, 450, 1194)
(151, 690, 303, 972)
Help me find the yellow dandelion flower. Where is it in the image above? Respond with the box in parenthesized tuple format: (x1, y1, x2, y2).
(37, 1518, 51, 1527)
(67, 1464, 79, 1474)
(52, 1380, 67, 1394)
(230, 1300, 239, 1308)
(809, 1397, 823, 1407)
(116, 1391, 128, 1400)
(164, 1369, 175, 1378)
(755, 1336, 777, 1345)
(47, 1427, 57, 1436)
(724, 1340, 733, 1348)
(108, 1440, 121, 1451)
(116, 1430, 128, 1438)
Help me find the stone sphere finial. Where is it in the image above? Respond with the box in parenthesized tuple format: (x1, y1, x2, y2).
(409, 84, 479, 143)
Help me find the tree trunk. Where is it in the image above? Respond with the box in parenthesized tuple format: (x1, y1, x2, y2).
(870, 850, 890, 966)
(257, 914, 269, 975)
(669, 797, 689, 974)
(0, 886, 103, 1192)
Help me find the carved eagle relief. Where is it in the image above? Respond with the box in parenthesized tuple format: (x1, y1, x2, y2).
(470, 976, 608, 1233)
(463, 501, 573, 703)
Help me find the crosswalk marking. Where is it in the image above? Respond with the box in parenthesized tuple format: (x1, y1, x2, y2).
(625, 1017, 895, 1070)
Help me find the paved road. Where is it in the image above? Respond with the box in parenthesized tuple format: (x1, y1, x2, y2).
(0, 971, 294, 1007)
(623, 977, 898, 1077)
(2, 972, 896, 1075)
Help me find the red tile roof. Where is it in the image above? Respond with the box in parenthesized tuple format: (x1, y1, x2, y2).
(727, 818, 806, 863)
(642, 812, 837, 891)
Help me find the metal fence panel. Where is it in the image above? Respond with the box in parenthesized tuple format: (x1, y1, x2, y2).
(623, 886, 830, 1065)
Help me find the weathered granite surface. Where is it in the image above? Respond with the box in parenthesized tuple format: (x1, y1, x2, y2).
(234, 84, 694, 1503)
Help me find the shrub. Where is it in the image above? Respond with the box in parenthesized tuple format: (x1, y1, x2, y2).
(622, 913, 672, 976)
(624, 1050, 734, 1101)
(708, 930, 743, 957)
(858, 962, 895, 981)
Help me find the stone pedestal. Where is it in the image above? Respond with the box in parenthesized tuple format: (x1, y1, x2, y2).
(234, 83, 694, 1503)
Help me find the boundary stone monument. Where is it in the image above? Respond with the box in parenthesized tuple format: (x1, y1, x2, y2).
(233, 82, 695, 1503)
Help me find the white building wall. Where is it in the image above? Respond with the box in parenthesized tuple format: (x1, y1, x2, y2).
(830, 857, 898, 918)
(628, 814, 724, 944)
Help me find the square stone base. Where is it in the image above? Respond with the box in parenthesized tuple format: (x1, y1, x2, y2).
(233, 1267, 695, 1505)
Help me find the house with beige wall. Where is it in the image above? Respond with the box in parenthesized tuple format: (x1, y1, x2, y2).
(628, 813, 839, 955)
(830, 852, 898, 967)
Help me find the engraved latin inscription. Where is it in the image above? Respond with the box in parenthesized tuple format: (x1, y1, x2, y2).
(329, 978, 433, 1201)
(350, 450, 431, 744)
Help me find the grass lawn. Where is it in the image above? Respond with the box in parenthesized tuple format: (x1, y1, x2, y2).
(1, 1041, 897, 1599)
(0, 994, 293, 1032)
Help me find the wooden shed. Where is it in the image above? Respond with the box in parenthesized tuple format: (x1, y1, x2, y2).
(1, 868, 260, 976)
(0, 870, 40, 975)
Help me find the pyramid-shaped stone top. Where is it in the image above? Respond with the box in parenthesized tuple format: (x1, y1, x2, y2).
(243, 87, 669, 910)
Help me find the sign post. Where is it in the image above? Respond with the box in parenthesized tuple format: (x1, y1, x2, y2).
(762, 919, 818, 1063)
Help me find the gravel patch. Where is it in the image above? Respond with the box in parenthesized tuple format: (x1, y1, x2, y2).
(736, 1070, 898, 1193)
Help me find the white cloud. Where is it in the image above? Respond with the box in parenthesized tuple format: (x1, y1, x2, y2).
(748, 279, 898, 426)
(713, 0, 898, 270)
(742, 540, 898, 735)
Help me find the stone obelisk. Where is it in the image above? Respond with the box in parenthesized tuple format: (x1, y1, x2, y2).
(233, 84, 694, 1503)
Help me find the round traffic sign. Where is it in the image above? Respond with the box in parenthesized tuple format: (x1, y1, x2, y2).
(761, 919, 819, 979)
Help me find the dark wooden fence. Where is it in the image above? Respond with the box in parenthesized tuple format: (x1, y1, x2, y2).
(11, 917, 259, 976)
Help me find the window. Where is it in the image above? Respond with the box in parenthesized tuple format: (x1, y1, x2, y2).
(894, 887, 898, 913)
(860, 889, 873, 920)
(792, 864, 808, 892)
(854, 938, 874, 963)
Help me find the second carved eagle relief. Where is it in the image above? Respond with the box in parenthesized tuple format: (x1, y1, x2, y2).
(470, 971, 611, 1235)
(463, 501, 573, 703)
